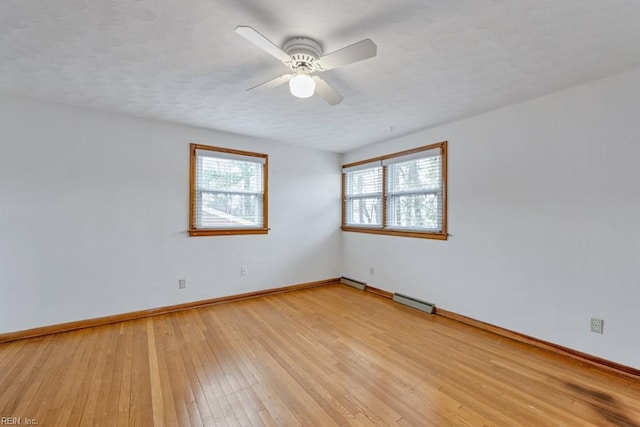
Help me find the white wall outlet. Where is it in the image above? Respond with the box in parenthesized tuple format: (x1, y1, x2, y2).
(178, 279, 186, 289)
(241, 266, 248, 276)
(369, 267, 375, 275)
(590, 318, 604, 334)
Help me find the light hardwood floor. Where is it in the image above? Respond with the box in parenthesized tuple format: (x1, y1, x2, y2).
(1, 285, 639, 426)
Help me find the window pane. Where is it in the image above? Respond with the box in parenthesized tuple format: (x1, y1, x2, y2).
(198, 157, 263, 193)
(346, 197, 382, 226)
(387, 194, 442, 231)
(346, 166, 382, 196)
(387, 156, 441, 193)
(190, 144, 268, 235)
(199, 193, 263, 228)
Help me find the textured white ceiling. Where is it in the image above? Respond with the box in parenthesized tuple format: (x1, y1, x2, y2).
(1, 0, 640, 152)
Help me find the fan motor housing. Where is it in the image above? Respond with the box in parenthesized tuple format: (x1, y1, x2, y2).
(283, 37, 322, 69)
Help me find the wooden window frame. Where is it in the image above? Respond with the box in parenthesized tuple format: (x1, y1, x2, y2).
(342, 141, 448, 240)
(189, 143, 269, 237)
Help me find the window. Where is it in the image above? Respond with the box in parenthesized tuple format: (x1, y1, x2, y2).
(189, 143, 268, 236)
(343, 164, 383, 227)
(342, 141, 447, 240)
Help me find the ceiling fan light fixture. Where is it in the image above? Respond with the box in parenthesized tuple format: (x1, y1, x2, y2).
(289, 73, 315, 98)
(235, 26, 377, 105)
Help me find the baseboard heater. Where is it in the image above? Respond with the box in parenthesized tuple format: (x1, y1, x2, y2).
(393, 293, 435, 314)
(340, 276, 366, 291)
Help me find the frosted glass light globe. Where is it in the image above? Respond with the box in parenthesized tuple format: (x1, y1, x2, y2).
(289, 74, 315, 98)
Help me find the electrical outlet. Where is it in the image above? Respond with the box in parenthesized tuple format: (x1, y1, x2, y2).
(178, 279, 186, 289)
(590, 318, 604, 334)
(241, 266, 248, 276)
(369, 267, 375, 275)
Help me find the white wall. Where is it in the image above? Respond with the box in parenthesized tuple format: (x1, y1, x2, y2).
(0, 95, 342, 333)
(342, 68, 640, 369)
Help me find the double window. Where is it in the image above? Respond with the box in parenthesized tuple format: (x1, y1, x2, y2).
(189, 144, 268, 236)
(342, 141, 447, 239)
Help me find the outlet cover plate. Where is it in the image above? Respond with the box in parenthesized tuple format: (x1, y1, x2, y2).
(590, 318, 604, 334)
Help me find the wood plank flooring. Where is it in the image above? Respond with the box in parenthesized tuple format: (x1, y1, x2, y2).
(1, 284, 639, 426)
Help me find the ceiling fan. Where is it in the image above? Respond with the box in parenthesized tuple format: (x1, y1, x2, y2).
(235, 26, 377, 105)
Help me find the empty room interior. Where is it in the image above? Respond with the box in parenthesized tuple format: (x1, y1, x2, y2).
(1, 1, 640, 425)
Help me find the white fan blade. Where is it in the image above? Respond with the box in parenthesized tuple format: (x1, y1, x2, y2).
(235, 26, 291, 63)
(317, 39, 377, 71)
(313, 76, 343, 105)
(247, 74, 292, 91)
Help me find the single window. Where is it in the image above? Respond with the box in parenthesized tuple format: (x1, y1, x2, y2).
(342, 141, 447, 240)
(343, 164, 383, 228)
(189, 144, 268, 236)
